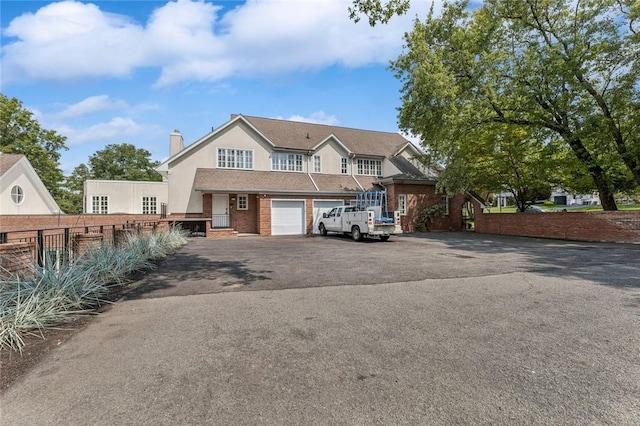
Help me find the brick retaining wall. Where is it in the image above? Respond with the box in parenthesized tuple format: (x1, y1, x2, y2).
(474, 211, 640, 243)
(0, 214, 162, 232)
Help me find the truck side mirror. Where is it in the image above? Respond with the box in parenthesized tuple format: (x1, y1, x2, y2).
(322, 213, 327, 218)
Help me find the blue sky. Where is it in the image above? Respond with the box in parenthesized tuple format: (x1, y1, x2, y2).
(1, 0, 437, 174)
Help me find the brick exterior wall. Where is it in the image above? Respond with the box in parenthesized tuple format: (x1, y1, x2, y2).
(474, 210, 640, 243)
(385, 183, 467, 232)
(230, 194, 258, 234)
(0, 242, 35, 278)
(1, 214, 162, 232)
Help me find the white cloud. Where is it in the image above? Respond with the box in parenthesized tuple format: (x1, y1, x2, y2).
(56, 117, 145, 146)
(281, 111, 340, 125)
(2, 0, 437, 86)
(54, 95, 129, 119)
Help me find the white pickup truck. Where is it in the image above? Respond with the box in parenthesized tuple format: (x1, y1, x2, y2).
(318, 205, 402, 241)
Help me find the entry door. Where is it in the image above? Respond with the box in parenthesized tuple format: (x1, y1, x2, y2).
(212, 195, 229, 227)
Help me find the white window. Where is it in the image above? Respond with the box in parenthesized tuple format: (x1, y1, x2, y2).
(398, 194, 407, 216)
(313, 155, 321, 173)
(142, 196, 157, 214)
(356, 159, 382, 176)
(272, 153, 303, 171)
(218, 148, 253, 169)
(92, 196, 108, 214)
(10, 185, 24, 205)
(238, 194, 248, 210)
(441, 196, 449, 215)
(341, 157, 348, 174)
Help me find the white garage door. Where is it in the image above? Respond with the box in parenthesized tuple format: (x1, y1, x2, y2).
(312, 200, 344, 234)
(271, 200, 305, 235)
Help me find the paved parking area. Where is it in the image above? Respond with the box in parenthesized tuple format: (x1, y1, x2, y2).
(2, 233, 639, 425)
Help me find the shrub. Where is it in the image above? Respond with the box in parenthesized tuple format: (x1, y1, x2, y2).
(0, 227, 187, 353)
(416, 204, 446, 232)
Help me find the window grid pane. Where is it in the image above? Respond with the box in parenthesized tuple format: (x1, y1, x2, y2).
(356, 159, 382, 176)
(218, 148, 253, 169)
(272, 153, 303, 171)
(341, 158, 348, 174)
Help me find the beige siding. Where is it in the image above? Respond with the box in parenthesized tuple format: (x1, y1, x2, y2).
(0, 168, 56, 214)
(314, 140, 350, 175)
(0, 159, 60, 215)
(168, 121, 273, 214)
(84, 180, 168, 214)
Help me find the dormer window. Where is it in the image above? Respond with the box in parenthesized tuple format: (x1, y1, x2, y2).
(272, 153, 303, 172)
(313, 155, 321, 173)
(356, 159, 382, 176)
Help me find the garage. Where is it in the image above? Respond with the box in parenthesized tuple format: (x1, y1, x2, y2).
(312, 200, 345, 234)
(271, 200, 306, 235)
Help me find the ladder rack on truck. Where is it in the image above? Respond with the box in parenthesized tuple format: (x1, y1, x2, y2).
(356, 191, 394, 223)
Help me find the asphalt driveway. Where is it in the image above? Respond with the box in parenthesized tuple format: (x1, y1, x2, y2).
(2, 233, 639, 425)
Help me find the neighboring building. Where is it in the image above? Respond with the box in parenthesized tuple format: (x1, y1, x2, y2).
(83, 180, 168, 215)
(157, 114, 462, 236)
(550, 189, 601, 206)
(0, 153, 62, 215)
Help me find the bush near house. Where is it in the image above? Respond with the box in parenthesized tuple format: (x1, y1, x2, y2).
(0, 227, 188, 353)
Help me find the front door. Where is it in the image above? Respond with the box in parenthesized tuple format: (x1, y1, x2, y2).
(212, 195, 229, 228)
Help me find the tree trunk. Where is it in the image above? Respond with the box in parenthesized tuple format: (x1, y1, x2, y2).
(567, 138, 618, 211)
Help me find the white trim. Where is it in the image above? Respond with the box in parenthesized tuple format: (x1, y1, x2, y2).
(157, 115, 276, 171)
(313, 155, 321, 173)
(311, 134, 352, 154)
(398, 194, 407, 216)
(237, 194, 249, 210)
(91, 195, 109, 214)
(10, 184, 24, 205)
(217, 147, 254, 170)
(141, 195, 158, 214)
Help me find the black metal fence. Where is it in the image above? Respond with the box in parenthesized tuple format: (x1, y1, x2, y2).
(0, 221, 162, 269)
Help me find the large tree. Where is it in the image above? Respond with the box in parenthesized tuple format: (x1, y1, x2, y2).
(84, 143, 162, 182)
(63, 144, 162, 213)
(352, 0, 640, 210)
(0, 94, 67, 200)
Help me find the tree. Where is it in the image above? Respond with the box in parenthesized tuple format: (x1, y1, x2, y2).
(62, 144, 162, 214)
(0, 94, 67, 200)
(352, 0, 640, 210)
(85, 143, 162, 182)
(440, 124, 566, 211)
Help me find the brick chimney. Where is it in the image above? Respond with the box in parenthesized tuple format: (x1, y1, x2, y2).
(170, 129, 184, 157)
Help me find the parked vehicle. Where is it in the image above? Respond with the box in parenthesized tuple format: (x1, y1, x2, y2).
(318, 191, 402, 241)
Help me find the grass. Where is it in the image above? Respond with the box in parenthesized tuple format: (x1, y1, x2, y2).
(0, 226, 188, 353)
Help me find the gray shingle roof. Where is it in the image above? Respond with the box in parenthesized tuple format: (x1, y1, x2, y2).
(0, 153, 24, 175)
(241, 115, 409, 157)
(195, 168, 384, 194)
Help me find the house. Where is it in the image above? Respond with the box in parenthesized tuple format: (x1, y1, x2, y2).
(83, 180, 168, 215)
(550, 189, 601, 206)
(0, 153, 62, 215)
(157, 115, 464, 236)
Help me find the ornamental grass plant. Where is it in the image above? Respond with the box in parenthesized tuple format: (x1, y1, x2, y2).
(0, 226, 187, 353)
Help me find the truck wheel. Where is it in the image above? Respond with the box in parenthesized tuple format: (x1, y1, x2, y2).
(351, 226, 363, 242)
(319, 223, 327, 236)
(380, 236, 390, 242)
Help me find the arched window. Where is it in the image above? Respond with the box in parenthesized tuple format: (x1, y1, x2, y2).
(11, 185, 24, 205)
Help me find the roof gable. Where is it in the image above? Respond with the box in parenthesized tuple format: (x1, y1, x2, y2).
(0, 153, 24, 176)
(0, 153, 62, 213)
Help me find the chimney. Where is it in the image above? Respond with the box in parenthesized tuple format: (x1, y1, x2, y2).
(170, 129, 184, 156)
